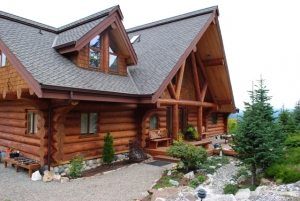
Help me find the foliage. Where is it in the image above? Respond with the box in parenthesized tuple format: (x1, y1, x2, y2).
(166, 141, 207, 171)
(293, 101, 300, 130)
(223, 184, 239, 195)
(228, 118, 238, 134)
(68, 154, 84, 179)
(278, 106, 296, 135)
(198, 175, 205, 182)
(197, 155, 229, 174)
(189, 179, 200, 189)
(285, 134, 300, 148)
(233, 77, 286, 185)
(178, 132, 184, 142)
(265, 147, 300, 183)
(102, 132, 115, 164)
(127, 138, 147, 163)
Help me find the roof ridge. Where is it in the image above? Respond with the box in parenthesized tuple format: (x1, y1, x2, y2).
(126, 6, 217, 33)
(0, 5, 118, 34)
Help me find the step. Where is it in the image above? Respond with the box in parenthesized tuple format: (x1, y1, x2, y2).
(153, 155, 180, 163)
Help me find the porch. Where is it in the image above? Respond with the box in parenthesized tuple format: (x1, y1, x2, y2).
(143, 136, 237, 162)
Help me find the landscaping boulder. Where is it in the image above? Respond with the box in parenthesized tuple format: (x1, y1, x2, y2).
(235, 188, 250, 200)
(43, 170, 53, 182)
(169, 179, 179, 186)
(184, 171, 195, 180)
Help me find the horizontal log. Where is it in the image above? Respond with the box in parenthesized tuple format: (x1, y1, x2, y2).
(63, 137, 133, 154)
(52, 132, 65, 143)
(64, 119, 81, 126)
(0, 112, 26, 120)
(0, 132, 40, 146)
(0, 118, 26, 128)
(52, 123, 64, 132)
(187, 121, 197, 126)
(75, 103, 137, 111)
(52, 114, 66, 123)
(207, 123, 225, 128)
(207, 130, 225, 136)
(0, 125, 26, 135)
(188, 117, 197, 122)
(202, 59, 224, 67)
(0, 106, 27, 112)
(157, 99, 217, 108)
(99, 117, 136, 124)
(51, 150, 64, 162)
(159, 122, 167, 128)
(207, 127, 225, 132)
(99, 111, 135, 118)
(0, 138, 41, 156)
(99, 123, 136, 133)
(64, 127, 80, 136)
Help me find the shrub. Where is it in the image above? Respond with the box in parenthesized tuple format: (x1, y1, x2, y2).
(102, 132, 115, 164)
(285, 135, 300, 148)
(166, 141, 207, 171)
(228, 118, 238, 134)
(223, 184, 239, 195)
(265, 163, 300, 183)
(198, 175, 205, 182)
(68, 154, 84, 179)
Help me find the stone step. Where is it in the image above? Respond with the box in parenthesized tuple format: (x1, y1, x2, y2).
(153, 155, 180, 163)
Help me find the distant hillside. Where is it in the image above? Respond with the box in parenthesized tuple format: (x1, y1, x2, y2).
(229, 108, 293, 119)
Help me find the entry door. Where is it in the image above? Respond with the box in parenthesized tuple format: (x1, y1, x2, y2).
(167, 107, 187, 137)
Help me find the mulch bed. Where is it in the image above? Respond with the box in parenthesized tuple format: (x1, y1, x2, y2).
(81, 160, 135, 177)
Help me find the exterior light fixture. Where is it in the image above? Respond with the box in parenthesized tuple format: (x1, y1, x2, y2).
(198, 189, 207, 201)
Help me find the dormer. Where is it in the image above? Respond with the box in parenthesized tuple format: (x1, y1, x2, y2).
(53, 5, 137, 76)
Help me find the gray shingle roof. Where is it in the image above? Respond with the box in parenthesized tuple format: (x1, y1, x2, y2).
(0, 6, 216, 96)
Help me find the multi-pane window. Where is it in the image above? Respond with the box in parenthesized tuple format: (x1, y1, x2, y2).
(150, 115, 158, 130)
(81, 113, 98, 135)
(28, 112, 38, 134)
(109, 38, 118, 71)
(0, 51, 6, 67)
(212, 113, 218, 124)
(89, 35, 101, 68)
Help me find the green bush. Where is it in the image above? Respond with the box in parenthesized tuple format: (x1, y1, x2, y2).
(228, 118, 238, 134)
(102, 132, 115, 164)
(223, 184, 239, 195)
(166, 141, 207, 171)
(68, 154, 84, 179)
(198, 175, 205, 182)
(285, 135, 300, 148)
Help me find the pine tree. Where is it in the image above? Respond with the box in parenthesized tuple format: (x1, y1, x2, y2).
(293, 101, 300, 130)
(278, 106, 296, 134)
(102, 132, 115, 164)
(233, 77, 286, 185)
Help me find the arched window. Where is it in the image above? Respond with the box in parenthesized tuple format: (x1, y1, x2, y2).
(150, 115, 158, 130)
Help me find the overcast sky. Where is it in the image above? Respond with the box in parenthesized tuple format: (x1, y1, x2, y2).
(1, 0, 300, 110)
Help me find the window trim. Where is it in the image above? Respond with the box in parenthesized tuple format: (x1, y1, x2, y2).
(80, 112, 99, 136)
(27, 110, 38, 134)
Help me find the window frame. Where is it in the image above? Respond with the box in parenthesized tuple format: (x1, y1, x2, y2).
(212, 113, 218, 125)
(80, 112, 99, 136)
(149, 115, 159, 130)
(0, 50, 7, 67)
(27, 110, 38, 135)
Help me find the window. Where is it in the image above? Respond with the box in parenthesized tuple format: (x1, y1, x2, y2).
(0, 51, 6, 67)
(149, 115, 158, 130)
(28, 112, 38, 134)
(81, 113, 98, 135)
(89, 35, 101, 68)
(109, 38, 118, 72)
(212, 113, 218, 124)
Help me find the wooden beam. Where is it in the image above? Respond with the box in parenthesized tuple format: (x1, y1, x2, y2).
(167, 83, 177, 100)
(172, 104, 178, 141)
(218, 100, 232, 105)
(102, 31, 109, 73)
(191, 52, 201, 101)
(195, 53, 217, 103)
(202, 59, 224, 67)
(111, 22, 117, 30)
(197, 106, 203, 138)
(175, 60, 186, 100)
(200, 81, 208, 102)
(157, 99, 218, 108)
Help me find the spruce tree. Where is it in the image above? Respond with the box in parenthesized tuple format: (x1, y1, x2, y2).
(293, 101, 300, 130)
(102, 132, 115, 164)
(233, 77, 285, 185)
(278, 106, 296, 134)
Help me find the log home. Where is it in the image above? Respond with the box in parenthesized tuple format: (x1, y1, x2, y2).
(0, 5, 236, 166)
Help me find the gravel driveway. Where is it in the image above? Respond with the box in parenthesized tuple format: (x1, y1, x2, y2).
(0, 161, 172, 201)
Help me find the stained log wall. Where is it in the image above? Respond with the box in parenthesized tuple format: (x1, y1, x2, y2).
(0, 99, 49, 165)
(206, 113, 226, 136)
(60, 102, 138, 162)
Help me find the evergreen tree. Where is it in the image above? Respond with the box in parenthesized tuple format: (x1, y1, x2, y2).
(233, 77, 286, 185)
(293, 101, 300, 130)
(278, 106, 296, 134)
(102, 132, 115, 164)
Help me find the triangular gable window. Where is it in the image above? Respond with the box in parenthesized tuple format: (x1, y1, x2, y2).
(0, 51, 7, 67)
(109, 38, 118, 72)
(89, 35, 101, 68)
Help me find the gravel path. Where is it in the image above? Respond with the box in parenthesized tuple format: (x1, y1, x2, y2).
(0, 162, 170, 201)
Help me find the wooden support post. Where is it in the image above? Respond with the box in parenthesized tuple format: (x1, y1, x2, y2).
(197, 106, 203, 138)
(102, 31, 109, 73)
(172, 104, 178, 141)
(167, 83, 177, 100)
(175, 60, 186, 100)
(200, 81, 208, 102)
(191, 52, 201, 101)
